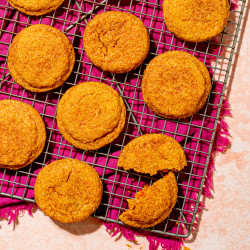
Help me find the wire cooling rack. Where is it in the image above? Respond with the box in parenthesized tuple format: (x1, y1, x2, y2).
(0, 0, 246, 238)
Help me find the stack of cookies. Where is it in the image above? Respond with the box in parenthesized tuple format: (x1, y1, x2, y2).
(1, 0, 230, 226)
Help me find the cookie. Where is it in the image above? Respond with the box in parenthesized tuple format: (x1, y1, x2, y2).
(163, 0, 230, 43)
(119, 171, 178, 228)
(8, 24, 75, 92)
(34, 159, 103, 223)
(142, 51, 211, 119)
(118, 133, 186, 176)
(0, 99, 46, 170)
(8, 0, 64, 16)
(57, 82, 126, 150)
(83, 11, 150, 73)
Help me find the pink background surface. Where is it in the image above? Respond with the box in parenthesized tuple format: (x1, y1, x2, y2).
(0, 3, 250, 250)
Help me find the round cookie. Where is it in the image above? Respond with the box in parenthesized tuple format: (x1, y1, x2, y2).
(34, 159, 103, 223)
(8, 0, 65, 16)
(118, 133, 187, 176)
(119, 171, 178, 228)
(8, 24, 75, 92)
(83, 11, 150, 73)
(57, 82, 126, 150)
(163, 0, 230, 43)
(0, 99, 46, 170)
(142, 51, 211, 119)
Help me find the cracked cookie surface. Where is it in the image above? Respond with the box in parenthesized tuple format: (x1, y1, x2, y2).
(83, 11, 150, 73)
(35, 159, 103, 223)
(119, 171, 178, 228)
(8, 24, 75, 92)
(163, 0, 230, 42)
(8, 0, 64, 16)
(0, 99, 46, 170)
(57, 82, 126, 150)
(142, 51, 211, 119)
(118, 133, 187, 176)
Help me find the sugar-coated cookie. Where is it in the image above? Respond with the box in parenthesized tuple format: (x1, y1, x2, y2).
(57, 82, 126, 150)
(118, 133, 187, 176)
(8, 24, 75, 92)
(142, 51, 211, 119)
(0, 99, 46, 170)
(119, 172, 178, 228)
(83, 11, 150, 73)
(163, 0, 230, 42)
(35, 159, 103, 223)
(8, 0, 65, 16)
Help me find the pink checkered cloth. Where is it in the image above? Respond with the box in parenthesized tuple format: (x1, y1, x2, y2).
(0, 0, 234, 249)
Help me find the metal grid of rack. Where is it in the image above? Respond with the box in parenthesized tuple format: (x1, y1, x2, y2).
(0, 0, 246, 237)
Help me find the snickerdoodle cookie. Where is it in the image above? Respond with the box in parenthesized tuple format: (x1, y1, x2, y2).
(163, 0, 230, 42)
(119, 171, 178, 228)
(0, 99, 46, 170)
(83, 11, 150, 73)
(8, 24, 75, 92)
(118, 134, 186, 176)
(57, 82, 126, 150)
(35, 159, 103, 223)
(8, 0, 64, 16)
(142, 51, 211, 119)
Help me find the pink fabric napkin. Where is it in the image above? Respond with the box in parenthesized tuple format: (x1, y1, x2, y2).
(0, 0, 235, 249)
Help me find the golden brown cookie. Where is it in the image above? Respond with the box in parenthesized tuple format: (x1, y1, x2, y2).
(8, 0, 64, 16)
(118, 133, 186, 176)
(8, 24, 75, 92)
(142, 51, 211, 119)
(57, 82, 126, 150)
(0, 99, 46, 170)
(119, 171, 178, 228)
(83, 11, 150, 73)
(34, 159, 103, 223)
(163, 0, 230, 43)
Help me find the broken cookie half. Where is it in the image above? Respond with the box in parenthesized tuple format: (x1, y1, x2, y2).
(118, 133, 187, 176)
(119, 171, 178, 228)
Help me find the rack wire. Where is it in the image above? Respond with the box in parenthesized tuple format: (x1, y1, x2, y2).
(0, 0, 246, 238)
